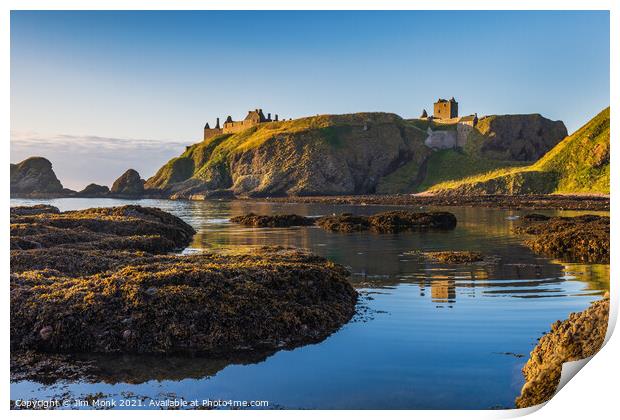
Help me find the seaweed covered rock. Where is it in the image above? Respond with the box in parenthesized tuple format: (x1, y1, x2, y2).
(11, 248, 356, 354)
(10, 205, 196, 251)
(316, 214, 371, 232)
(317, 211, 457, 233)
(423, 251, 484, 264)
(110, 169, 145, 196)
(10, 205, 357, 356)
(515, 215, 609, 263)
(516, 298, 609, 408)
(230, 213, 315, 227)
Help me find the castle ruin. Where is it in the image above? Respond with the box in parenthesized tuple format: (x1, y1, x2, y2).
(422, 97, 479, 150)
(433, 97, 459, 120)
(203, 108, 279, 141)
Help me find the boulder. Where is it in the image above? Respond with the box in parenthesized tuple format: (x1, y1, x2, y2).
(111, 169, 145, 196)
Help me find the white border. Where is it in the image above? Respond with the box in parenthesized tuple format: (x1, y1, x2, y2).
(3, 1, 617, 419)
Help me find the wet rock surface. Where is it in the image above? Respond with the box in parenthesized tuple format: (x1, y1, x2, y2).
(316, 211, 457, 233)
(515, 298, 609, 408)
(10, 206, 357, 360)
(423, 251, 484, 264)
(515, 214, 609, 263)
(230, 213, 315, 227)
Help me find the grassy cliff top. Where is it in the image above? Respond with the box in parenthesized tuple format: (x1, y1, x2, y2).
(428, 107, 610, 195)
(146, 112, 418, 190)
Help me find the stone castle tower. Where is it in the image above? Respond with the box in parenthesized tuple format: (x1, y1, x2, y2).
(433, 97, 458, 120)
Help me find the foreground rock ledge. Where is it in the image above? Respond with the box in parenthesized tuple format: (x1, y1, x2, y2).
(10, 205, 357, 355)
(516, 298, 609, 408)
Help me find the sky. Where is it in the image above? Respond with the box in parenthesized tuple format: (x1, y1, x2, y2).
(11, 10, 610, 190)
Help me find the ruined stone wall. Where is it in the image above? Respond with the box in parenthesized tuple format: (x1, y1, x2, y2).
(203, 128, 223, 141)
(424, 128, 457, 149)
(456, 123, 474, 147)
(223, 120, 258, 134)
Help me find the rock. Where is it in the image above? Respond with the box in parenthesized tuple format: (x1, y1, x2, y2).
(423, 251, 484, 263)
(39, 326, 53, 341)
(10, 204, 60, 216)
(522, 213, 550, 222)
(229, 213, 315, 227)
(10, 206, 357, 355)
(110, 169, 145, 196)
(475, 114, 568, 161)
(259, 194, 609, 211)
(10, 205, 196, 253)
(10, 157, 64, 195)
(515, 298, 609, 408)
(77, 183, 110, 197)
(316, 211, 457, 233)
(515, 215, 609, 263)
(315, 214, 370, 232)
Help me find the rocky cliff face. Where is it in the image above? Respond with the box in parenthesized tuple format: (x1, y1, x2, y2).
(10, 157, 64, 195)
(146, 113, 431, 198)
(474, 114, 568, 161)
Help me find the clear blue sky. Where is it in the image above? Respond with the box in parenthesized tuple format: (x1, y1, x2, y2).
(10, 10, 610, 189)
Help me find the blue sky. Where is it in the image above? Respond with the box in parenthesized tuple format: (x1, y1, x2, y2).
(10, 10, 610, 189)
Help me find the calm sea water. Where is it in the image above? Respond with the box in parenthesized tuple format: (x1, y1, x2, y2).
(10, 198, 609, 410)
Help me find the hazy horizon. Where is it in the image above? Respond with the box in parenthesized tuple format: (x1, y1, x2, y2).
(11, 10, 610, 190)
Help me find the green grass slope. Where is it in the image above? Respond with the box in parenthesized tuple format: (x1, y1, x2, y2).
(428, 107, 610, 195)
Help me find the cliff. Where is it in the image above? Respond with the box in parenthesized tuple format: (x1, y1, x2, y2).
(147, 112, 569, 198)
(410, 114, 567, 192)
(10, 157, 65, 195)
(146, 113, 431, 198)
(474, 114, 567, 161)
(429, 107, 610, 195)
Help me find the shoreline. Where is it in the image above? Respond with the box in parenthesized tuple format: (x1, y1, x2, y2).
(10, 193, 610, 211)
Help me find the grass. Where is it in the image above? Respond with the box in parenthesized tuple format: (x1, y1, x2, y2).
(416, 149, 527, 192)
(376, 159, 424, 194)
